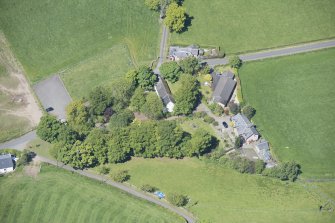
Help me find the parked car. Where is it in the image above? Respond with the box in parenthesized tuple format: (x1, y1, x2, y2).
(45, 107, 54, 112)
(222, 121, 228, 128)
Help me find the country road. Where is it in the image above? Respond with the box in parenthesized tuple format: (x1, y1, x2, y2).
(204, 38, 335, 66)
(0, 130, 36, 150)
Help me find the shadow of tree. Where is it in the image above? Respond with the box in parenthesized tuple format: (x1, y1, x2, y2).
(178, 13, 194, 34)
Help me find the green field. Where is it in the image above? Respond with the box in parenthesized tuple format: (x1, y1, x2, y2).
(171, 0, 335, 53)
(0, 0, 159, 83)
(239, 49, 335, 178)
(0, 164, 183, 223)
(61, 44, 133, 99)
(104, 158, 334, 223)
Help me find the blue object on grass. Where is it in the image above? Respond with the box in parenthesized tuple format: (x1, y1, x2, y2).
(154, 191, 165, 199)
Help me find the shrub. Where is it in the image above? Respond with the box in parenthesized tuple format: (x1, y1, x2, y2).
(167, 193, 188, 207)
(141, 184, 158, 193)
(144, 0, 160, 11)
(193, 111, 207, 119)
(97, 165, 110, 175)
(255, 160, 266, 174)
(262, 161, 301, 181)
(228, 55, 242, 68)
(203, 115, 215, 124)
(213, 121, 219, 126)
(110, 170, 130, 182)
(234, 136, 243, 148)
(242, 105, 256, 120)
(17, 150, 35, 167)
(208, 103, 224, 116)
(228, 102, 240, 115)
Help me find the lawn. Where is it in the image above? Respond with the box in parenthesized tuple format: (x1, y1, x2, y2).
(0, 0, 160, 83)
(61, 44, 133, 99)
(239, 48, 335, 178)
(26, 138, 54, 161)
(105, 157, 334, 223)
(0, 164, 183, 223)
(171, 0, 335, 53)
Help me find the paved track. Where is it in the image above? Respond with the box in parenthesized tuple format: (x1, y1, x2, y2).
(205, 39, 335, 66)
(0, 130, 36, 150)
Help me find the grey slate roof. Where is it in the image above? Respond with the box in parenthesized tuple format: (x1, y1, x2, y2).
(0, 154, 13, 169)
(212, 71, 236, 106)
(155, 76, 174, 106)
(256, 140, 271, 161)
(169, 45, 200, 59)
(232, 113, 259, 140)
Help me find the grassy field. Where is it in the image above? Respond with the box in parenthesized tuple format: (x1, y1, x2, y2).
(0, 164, 183, 223)
(171, 0, 335, 53)
(61, 44, 133, 99)
(0, 0, 159, 83)
(104, 158, 334, 223)
(239, 48, 335, 178)
(26, 138, 54, 160)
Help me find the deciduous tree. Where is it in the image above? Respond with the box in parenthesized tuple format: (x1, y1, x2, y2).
(144, 0, 160, 11)
(142, 92, 164, 119)
(164, 2, 186, 33)
(179, 56, 201, 75)
(159, 61, 182, 83)
(174, 74, 199, 115)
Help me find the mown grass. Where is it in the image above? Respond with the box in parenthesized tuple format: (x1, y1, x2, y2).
(239, 48, 335, 178)
(61, 44, 133, 99)
(105, 157, 335, 223)
(0, 0, 159, 83)
(171, 0, 335, 53)
(26, 138, 54, 160)
(0, 164, 183, 223)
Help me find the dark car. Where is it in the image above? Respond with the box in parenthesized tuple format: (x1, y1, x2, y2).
(222, 121, 228, 128)
(45, 107, 54, 112)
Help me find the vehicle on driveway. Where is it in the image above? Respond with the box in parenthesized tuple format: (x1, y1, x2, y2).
(222, 121, 228, 128)
(45, 107, 54, 112)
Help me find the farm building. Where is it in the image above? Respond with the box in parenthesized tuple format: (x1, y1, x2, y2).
(255, 140, 271, 162)
(211, 71, 237, 107)
(169, 45, 203, 61)
(0, 154, 14, 174)
(232, 113, 260, 144)
(155, 76, 175, 112)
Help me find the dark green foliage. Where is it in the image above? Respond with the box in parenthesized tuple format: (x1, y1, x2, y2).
(189, 130, 215, 156)
(107, 128, 131, 163)
(135, 66, 158, 91)
(97, 165, 110, 175)
(17, 150, 34, 167)
(159, 61, 182, 83)
(228, 102, 240, 115)
(178, 57, 201, 75)
(109, 109, 135, 128)
(141, 184, 158, 193)
(62, 141, 98, 169)
(234, 136, 243, 148)
(66, 100, 94, 136)
(88, 86, 112, 116)
(130, 87, 146, 112)
(203, 115, 215, 124)
(218, 153, 255, 174)
(262, 161, 301, 181)
(208, 103, 224, 116)
(229, 55, 242, 68)
(255, 160, 266, 174)
(110, 78, 135, 112)
(242, 105, 256, 120)
(174, 74, 200, 115)
(85, 129, 109, 165)
(167, 193, 188, 207)
(110, 170, 130, 182)
(141, 92, 164, 120)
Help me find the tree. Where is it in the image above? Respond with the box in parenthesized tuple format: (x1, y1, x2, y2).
(130, 87, 146, 112)
(234, 136, 243, 148)
(107, 128, 131, 163)
(179, 56, 201, 75)
(136, 66, 158, 91)
(167, 193, 188, 207)
(37, 115, 63, 143)
(228, 102, 240, 115)
(66, 100, 93, 136)
(228, 55, 242, 68)
(242, 105, 256, 120)
(61, 141, 97, 169)
(164, 2, 186, 33)
(262, 161, 301, 181)
(174, 74, 199, 115)
(88, 86, 112, 116)
(110, 169, 130, 182)
(144, 0, 160, 11)
(110, 77, 135, 111)
(189, 130, 214, 156)
(109, 109, 135, 128)
(85, 129, 109, 165)
(159, 61, 182, 83)
(141, 92, 164, 119)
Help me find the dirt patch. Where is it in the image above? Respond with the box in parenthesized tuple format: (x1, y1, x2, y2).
(24, 159, 41, 178)
(0, 31, 42, 127)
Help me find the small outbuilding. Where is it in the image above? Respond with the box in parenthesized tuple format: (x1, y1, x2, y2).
(0, 154, 14, 174)
(169, 45, 203, 61)
(155, 76, 175, 112)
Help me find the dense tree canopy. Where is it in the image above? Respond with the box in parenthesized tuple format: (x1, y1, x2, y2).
(179, 56, 201, 75)
(109, 109, 135, 128)
(135, 66, 158, 91)
(88, 86, 112, 116)
(174, 74, 200, 115)
(141, 92, 164, 119)
(164, 2, 186, 33)
(189, 130, 214, 156)
(130, 87, 146, 112)
(159, 61, 182, 83)
(66, 100, 93, 136)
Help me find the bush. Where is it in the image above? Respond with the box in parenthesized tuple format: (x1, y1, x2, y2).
(228, 55, 242, 69)
(234, 136, 243, 148)
(97, 165, 110, 175)
(203, 115, 215, 124)
(255, 160, 266, 174)
(242, 105, 256, 120)
(141, 184, 158, 193)
(17, 150, 35, 167)
(110, 170, 130, 182)
(167, 193, 188, 207)
(213, 121, 219, 126)
(208, 103, 224, 116)
(228, 102, 240, 115)
(262, 161, 301, 181)
(193, 111, 206, 119)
